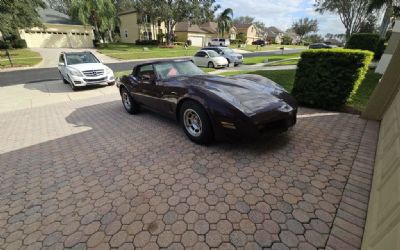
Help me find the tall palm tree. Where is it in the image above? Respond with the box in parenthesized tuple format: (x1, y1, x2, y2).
(217, 8, 233, 38)
(69, 0, 117, 41)
(368, 0, 400, 38)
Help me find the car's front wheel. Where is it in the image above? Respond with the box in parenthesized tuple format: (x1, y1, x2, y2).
(180, 101, 213, 145)
(208, 62, 215, 68)
(60, 72, 69, 84)
(121, 87, 140, 115)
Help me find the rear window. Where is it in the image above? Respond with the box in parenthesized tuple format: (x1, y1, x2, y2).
(219, 39, 225, 42)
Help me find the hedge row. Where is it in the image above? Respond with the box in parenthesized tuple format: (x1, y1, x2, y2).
(0, 39, 27, 49)
(292, 49, 374, 110)
(346, 33, 385, 60)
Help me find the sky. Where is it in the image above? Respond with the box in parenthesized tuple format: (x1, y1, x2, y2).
(215, 0, 346, 35)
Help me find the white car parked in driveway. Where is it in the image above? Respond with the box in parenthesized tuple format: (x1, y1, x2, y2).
(58, 51, 115, 90)
(192, 50, 229, 68)
(208, 38, 230, 46)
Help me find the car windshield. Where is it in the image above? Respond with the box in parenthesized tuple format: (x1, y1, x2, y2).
(221, 47, 234, 54)
(154, 61, 205, 79)
(206, 51, 220, 58)
(65, 53, 99, 65)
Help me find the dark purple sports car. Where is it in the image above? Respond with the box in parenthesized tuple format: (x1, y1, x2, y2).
(117, 60, 297, 144)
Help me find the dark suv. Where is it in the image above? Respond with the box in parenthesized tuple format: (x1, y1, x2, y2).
(309, 43, 332, 49)
(252, 39, 266, 46)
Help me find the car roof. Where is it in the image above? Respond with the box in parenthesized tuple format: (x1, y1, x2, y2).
(134, 59, 193, 68)
(61, 51, 93, 55)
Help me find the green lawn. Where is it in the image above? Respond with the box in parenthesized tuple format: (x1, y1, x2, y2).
(244, 52, 301, 65)
(0, 49, 42, 68)
(234, 44, 307, 52)
(98, 43, 201, 60)
(219, 70, 381, 112)
(267, 59, 300, 66)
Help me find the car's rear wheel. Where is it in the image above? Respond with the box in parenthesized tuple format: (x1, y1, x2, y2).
(121, 87, 140, 115)
(226, 59, 231, 67)
(180, 101, 213, 145)
(208, 62, 215, 68)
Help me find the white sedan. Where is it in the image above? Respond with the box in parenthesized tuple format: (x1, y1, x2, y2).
(58, 51, 115, 91)
(192, 50, 229, 69)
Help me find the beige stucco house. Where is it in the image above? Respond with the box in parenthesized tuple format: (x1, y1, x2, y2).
(266, 26, 284, 44)
(174, 21, 236, 47)
(19, 8, 94, 48)
(235, 24, 261, 45)
(118, 9, 167, 44)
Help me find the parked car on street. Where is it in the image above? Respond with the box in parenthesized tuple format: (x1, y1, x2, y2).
(58, 51, 115, 91)
(252, 39, 266, 46)
(208, 38, 230, 46)
(201, 46, 243, 66)
(117, 60, 297, 144)
(309, 43, 333, 49)
(192, 50, 229, 68)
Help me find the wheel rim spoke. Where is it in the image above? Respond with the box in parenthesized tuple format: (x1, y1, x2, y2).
(184, 109, 202, 137)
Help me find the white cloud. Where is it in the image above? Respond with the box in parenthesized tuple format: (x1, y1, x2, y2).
(216, 0, 346, 35)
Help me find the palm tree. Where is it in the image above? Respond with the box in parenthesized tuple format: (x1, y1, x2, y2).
(217, 8, 234, 38)
(368, 0, 400, 38)
(69, 0, 117, 41)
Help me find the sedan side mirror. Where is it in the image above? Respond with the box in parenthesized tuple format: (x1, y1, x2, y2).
(141, 75, 155, 84)
(205, 55, 209, 58)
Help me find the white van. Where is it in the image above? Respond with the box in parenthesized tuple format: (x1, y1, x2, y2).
(208, 38, 230, 47)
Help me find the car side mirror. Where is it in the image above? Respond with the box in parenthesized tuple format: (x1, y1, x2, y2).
(142, 75, 155, 84)
(58, 62, 65, 66)
(205, 55, 209, 58)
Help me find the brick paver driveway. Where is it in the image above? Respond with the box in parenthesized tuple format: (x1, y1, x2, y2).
(0, 94, 378, 250)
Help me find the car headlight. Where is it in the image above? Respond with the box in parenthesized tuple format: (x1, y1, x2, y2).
(68, 68, 83, 77)
(105, 67, 113, 75)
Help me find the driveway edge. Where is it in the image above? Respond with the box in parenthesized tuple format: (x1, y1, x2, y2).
(326, 120, 380, 250)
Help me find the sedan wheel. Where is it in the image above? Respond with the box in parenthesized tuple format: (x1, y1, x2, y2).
(180, 100, 213, 144)
(208, 62, 215, 68)
(121, 88, 140, 115)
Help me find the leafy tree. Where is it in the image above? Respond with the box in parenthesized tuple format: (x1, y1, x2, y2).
(368, 0, 400, 38)
(217, 8, 233, 38)
(236, 32, 247, 44)
(304, 34, 324, 43)
(291, 18, 318, 40)
(0, 0, 45, 37)
(253, 21, 268, 38)
(359, 15, 378, 33)
(233, 16, 255, 25)
(315, 0, 371, 39)
(281, 35, 293, 45)
(46, 0, 71, 14)
(69, 0, 117, 41)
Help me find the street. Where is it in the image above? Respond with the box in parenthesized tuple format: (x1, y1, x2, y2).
(0, 49, 304, 86)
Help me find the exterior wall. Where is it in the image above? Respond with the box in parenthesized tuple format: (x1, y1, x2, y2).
(376, 20, 400, 74)
(362, 40, 400, 250)
(19, 23, 94, 48)
(237, 25, 260, 44)
(119, 12, 140, 43)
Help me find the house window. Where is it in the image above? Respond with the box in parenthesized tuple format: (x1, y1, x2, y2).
(125, 30, 128, 38)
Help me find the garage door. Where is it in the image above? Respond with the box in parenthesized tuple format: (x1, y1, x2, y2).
(24, 31, 93, 48)
(188, 36, 204, 47)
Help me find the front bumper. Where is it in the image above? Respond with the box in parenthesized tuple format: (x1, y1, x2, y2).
(214, 108, 297, 141)
(69, 74, 115, 86)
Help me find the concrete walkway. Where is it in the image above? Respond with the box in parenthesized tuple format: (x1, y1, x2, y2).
(31, 48, 120, 68)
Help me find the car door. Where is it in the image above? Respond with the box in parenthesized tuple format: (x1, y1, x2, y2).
(193, 51, 208, 67)
(58, 55, 67, 78)
(134, 64, 167, 113)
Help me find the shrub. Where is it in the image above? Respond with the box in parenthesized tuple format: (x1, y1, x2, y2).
(186, 40, 192, 46)
(230, 39, 239, 45)
(0, 40, 10, 49)
(281, 35, 293, 45)
(346, 33, 385, 59)
(11, 39, 27, 49)
(93, 39, 101, 48)
(135, 39, 159, 45)
(292, 49, 374, 110)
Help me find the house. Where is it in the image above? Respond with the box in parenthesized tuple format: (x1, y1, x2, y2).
(285, 32, 301, 45)
(266, 26, 284, 44)
(235, 24, 261, 45)
(19, 8, 95, 48)
(174, 21, 237, 47)
(118, 9, 167, 43)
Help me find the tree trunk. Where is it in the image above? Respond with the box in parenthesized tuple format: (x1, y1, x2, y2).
(379, 6, 393, 38)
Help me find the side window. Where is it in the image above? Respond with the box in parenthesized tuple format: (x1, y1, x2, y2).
(136, 65, 155, 83)
(59, 55, 64, 64)
(194, 52, 204, 57)
(219, 39, 225, 42)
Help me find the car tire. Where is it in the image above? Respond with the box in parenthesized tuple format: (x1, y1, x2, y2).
(208, 62, 215, 68)
(121, 87, 140, 115)
(108, 82, 115, 86)
(60, 72, 69, 84)
(226, 59, 231, 67)
(180, 100, 213, 145)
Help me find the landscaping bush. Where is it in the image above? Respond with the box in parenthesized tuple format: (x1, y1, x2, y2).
(11, 39, 27, 49)
(346, 33, 385, 59)
(292, 49, 374, 110)
(186, 40, 192, 46)
(135, 39, 159, 45)
(0, 40, 10, 49)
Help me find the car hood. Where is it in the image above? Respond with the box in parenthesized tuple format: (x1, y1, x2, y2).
(67, 63, 106, 72)
(187, 75, 292, 116)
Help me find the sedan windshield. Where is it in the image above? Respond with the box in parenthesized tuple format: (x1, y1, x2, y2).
(154, 61, 205, 79)
(221, 47, 234, 54)
(207, 51, 220, 58)
(65, 53, 99, 65)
